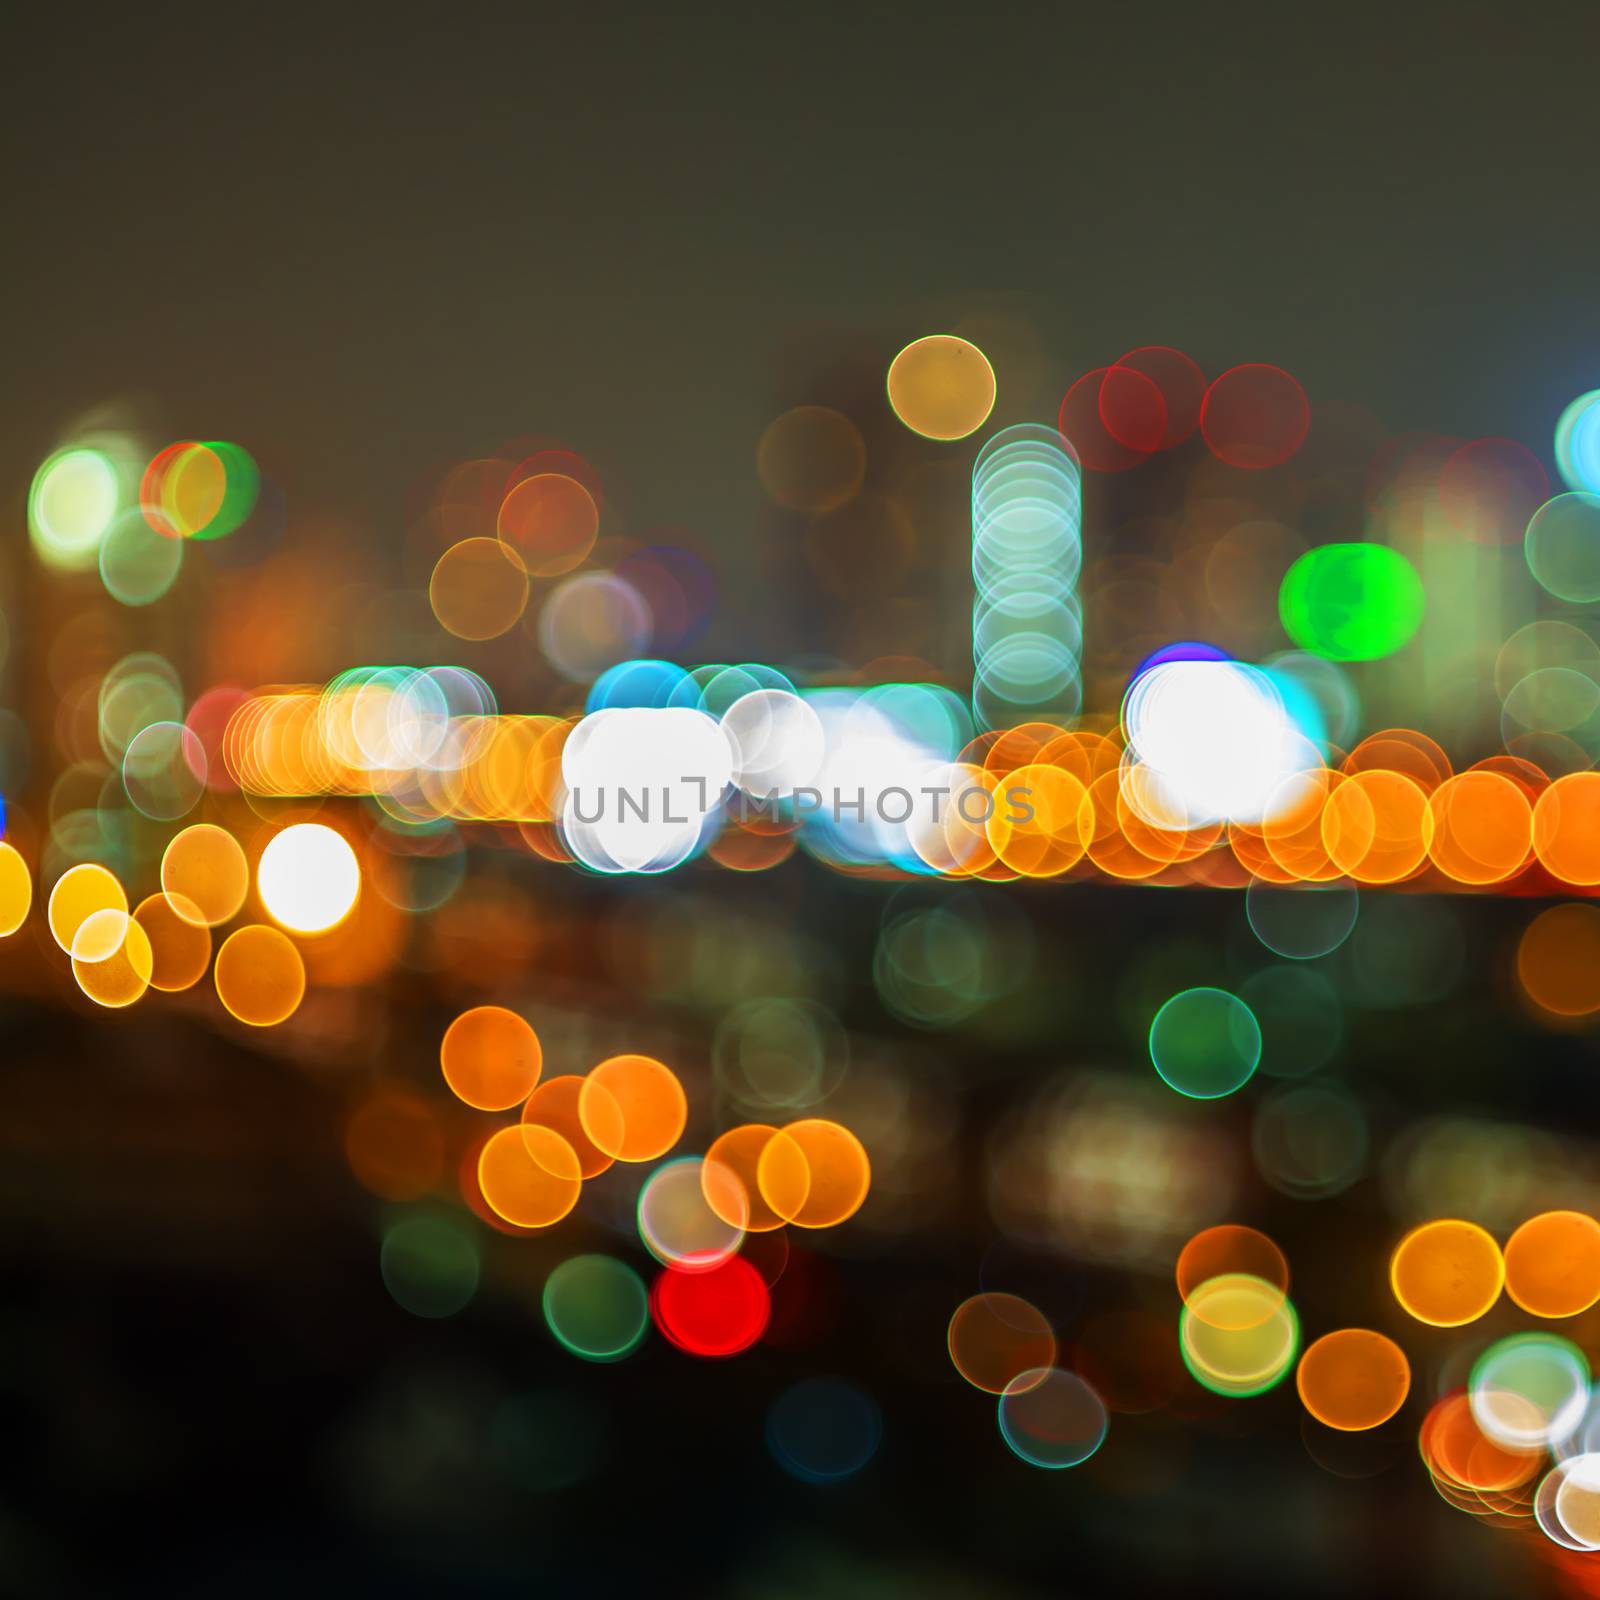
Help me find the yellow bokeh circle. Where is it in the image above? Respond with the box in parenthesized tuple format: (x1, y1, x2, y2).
(48, 863, 128, 954)
(887, 334, 997, 441)
(0, 843, 33, 936)
(71, 909, 154, 1008)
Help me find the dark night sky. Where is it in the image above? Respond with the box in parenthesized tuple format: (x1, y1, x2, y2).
(5, 7, 1597, 592)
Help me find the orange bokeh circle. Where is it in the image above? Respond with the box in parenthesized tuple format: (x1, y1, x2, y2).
(1390, 1219, 1503, 1327)
(1420, 1390, 1542, 1494)
(214, 923, 305, 1026)
(133, 892, 212, 992)
(1503, 1210, 1600, 1318)
(769, 1119, 869, 1228)
(705, 1123, 809, 1231)
(1517, 904, 1600, 1018)
(477, 1123, 581, 1228)
(497, 472, 599, 576)
(440, 1005, 543, 1110)
(1321, 768, 1432, 884)
(161, 824, 249, 927)
(579, 1055, 686, 1163)
(1533, 773, 1600, 886)
(1295, 1328, 1411, 1431)
(1426, 771, 1532, 885)
(1176, 1225, 1289, 1326)
(520, 1074, 615, 1179)
(947, 1292, 1056, 1395)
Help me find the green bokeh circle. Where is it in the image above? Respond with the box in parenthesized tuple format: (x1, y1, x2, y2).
(1278, 543, 1424, 661)
(1525, 492, 1600, 603)
(542, 1253, 649, 1362)
(380, 1214, 479, 1318)
(1149, 986, 1261, 1099)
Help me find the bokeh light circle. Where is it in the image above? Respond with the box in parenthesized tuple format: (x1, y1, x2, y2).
(1097, 363, 1168, 453)
(1420, 1387, 1542, 1498)
(99, 507, 183, 605)
(132, 892, 211, 992)
(1177, 1228, 1289, 1326)
(122, 721, 205, 820)
(1148, 987, 1261, 1099)
(257, 823, 360, 934)
(1439, 437, 1549, 545)
(47, 862, 127, 954)
(1470, 1332, 1590, 1453)
(1426, 771, 1533, 885)
(0, 843, 33, 937)
(638, 1156, 747, 1273)
(1391, 1219, 1504, 1327)
(539, 571, 653, 683)
(886, 335, 996, 440)
(522, 1075, 615, 1179)
(651, 1256, 769, 1358)
(580, 1055, 687, 1163)
(767, 1378, 883, 1482)
(1201, 364, 1310, 469)
(1504, 1212, 1600, 1319)
(1112, 345, 1205, 448)
(1245, 880, 1358, 959)
(1252, 1084, 1367, 1200)
(1555, 391, 1600, 494)
(346, 1089, 443, 1202)
(429, 537, 530, 640)
(380, 1214, 479, 1318)
(1279, 544, 1424, 661)
(1526, 492, 1600, 603)
(161, 824, 249, 927)
(70, 909, 153, 1008)
(996, 1368, 1108, 1469)
(712, 995, 848, 1112)
(1541, 1454, 1600, 1550)
(1533, 773, 1600, 885)
(441, 1005, 543, 1110)
(478, 1124, 582, 1228)
(29, 447, 119, 571)
(542, 1254, 649, 1361)
(948, 1292, 1056, 1394)
(1518, 904, 1600, 1018)
(1058, 367, 1154, 471)
(771, 1118, 870, 1228)
(1296, 1329, 1410, 1431)
(140, 440, 258, 540)
(757, 406, 866, 512)
(498, 473, 599, 577)
(705, 1123, 810, 1231)
(1239, 964, 1343, 1077)
(1180, 1275, 1300, 1396)
(213, 923, 306, 1026)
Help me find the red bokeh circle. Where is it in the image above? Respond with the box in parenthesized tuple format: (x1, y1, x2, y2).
(1060, 368, 1156, 472)
(1200, 363, 1310, 469)
(1098, 365, 1168, 454)
(184, 684, 249, 794)
(651, 1256, 770, 1357)
(1112, 346, 1206, 449)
